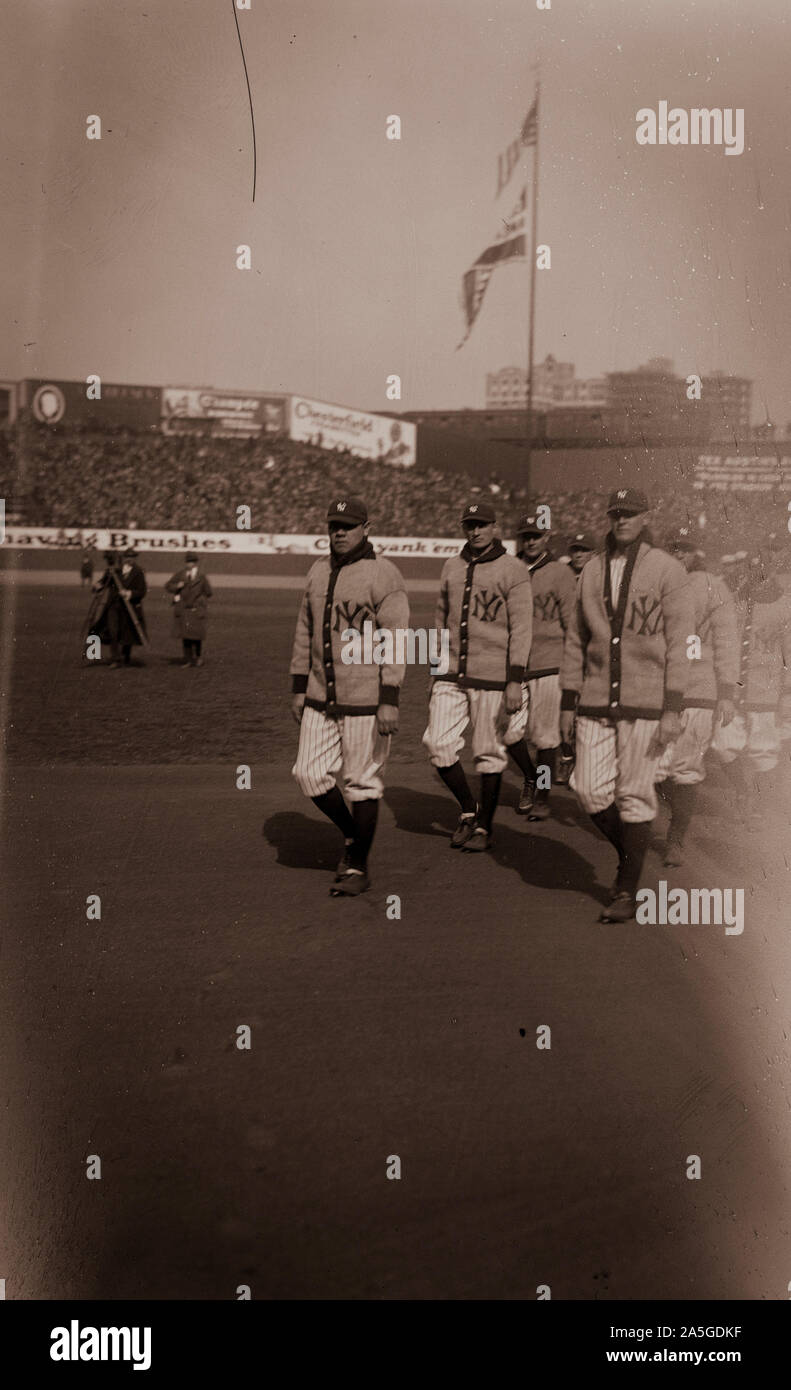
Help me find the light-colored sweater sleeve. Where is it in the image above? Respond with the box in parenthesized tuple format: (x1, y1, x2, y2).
(660, 561, 694, 709)
(560, 588, 589, 705)
(289, 565, 316, 690)
(505, 561, 533, 680)
(372, 559, 410, 700)
(709, 576, 739, 697)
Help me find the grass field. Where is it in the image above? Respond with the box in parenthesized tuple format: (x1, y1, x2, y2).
(2, 580, 791, 1300)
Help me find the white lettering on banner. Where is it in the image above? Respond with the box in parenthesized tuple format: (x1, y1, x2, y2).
(1, 527, 503, 559)
(694, 455, 791, 492)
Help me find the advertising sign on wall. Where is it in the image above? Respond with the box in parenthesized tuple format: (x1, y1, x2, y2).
(288, 395, 416, 466)
(161, 388, 286, 437)
(21, 379, 161, 430)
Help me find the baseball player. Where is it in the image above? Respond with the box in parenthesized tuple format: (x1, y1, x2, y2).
(554, 532, 597, 784)
(567, 532, 596, 578)
(422, 499, 532, 852)
(559, 487, 693, 922)
(654, 528, 739, 865)
(502, 515, 576, 819)
(290, 496, 409, 897)
(710, 550, 791, 827)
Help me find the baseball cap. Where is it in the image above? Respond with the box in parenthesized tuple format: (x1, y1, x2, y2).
(326, 496, 368, 525)
(568, 532, 595, 552)
(665, 526, 698, 554)
(123, 546, 138, 558)
(461, 499, 496, 524)
(185, 550, 199, 561)
(606, 487, 650, 515)
(516, 514, 547, 537)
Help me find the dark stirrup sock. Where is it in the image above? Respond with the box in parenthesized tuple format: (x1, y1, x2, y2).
(478, 772, 502, 833)
(436, 762, 477, 814)
(666, 781, 697, 845)
(312, 788, 355, 839)
(589, 804, 624, 855)
(618, 820, 653, 897)
(535, 747, 558, 798)
(350, 799, 379, 871)
(507, 740, 537, 782)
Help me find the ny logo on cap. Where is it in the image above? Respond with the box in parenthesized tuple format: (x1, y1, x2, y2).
(336, 501, 347, 512)
(617, 490, 627, 499)
(469, 505, 478, 513)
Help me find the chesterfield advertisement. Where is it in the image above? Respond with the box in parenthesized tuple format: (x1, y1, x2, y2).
(288, 394, 416, 466)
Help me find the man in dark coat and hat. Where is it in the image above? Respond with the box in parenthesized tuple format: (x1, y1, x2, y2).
(165, 551, 213, 667)
(89, 547, 148, 667)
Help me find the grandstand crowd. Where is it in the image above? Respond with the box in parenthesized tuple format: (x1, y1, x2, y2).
(3, 423, 790, 563)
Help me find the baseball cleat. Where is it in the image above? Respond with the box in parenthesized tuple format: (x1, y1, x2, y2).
(450, 810, 478, 848)
(462, 826, 491, 853)
(517, 780, 536, 815)
(527, 798, 551, 821)
(598, 891, 636, 923)
(555, 755, 574, 785)
(330, 869, 370, 897)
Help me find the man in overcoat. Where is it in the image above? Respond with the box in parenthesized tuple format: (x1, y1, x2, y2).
(165, 550, 213, 667)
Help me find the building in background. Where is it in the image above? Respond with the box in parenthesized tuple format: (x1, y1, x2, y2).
(486, 357, 607, 411)
(701, 371, 752, 438)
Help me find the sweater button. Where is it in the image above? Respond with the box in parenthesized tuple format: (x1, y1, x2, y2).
(612, 636, 619, 644)
(610, 701, 618, 708)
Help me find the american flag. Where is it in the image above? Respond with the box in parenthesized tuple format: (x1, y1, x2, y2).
(496, 98, 538, 198)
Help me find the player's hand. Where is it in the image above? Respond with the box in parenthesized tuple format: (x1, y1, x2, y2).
(649, 710, 682, 756)
(716, 697, 736, 728)
(376, 703, 399, 736)
(291, 693, 306, 724)
(121, 589, 132, 600)
(560, 710, 576, 745)
(504, 680, 522, 715)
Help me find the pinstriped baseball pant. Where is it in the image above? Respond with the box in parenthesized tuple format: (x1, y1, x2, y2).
(502, 674, 562, 750)
(570, 715, 663, 822)
(292, 706, 390, 800)
(422, 680, 510, 775)
(655, 707, 714, 785)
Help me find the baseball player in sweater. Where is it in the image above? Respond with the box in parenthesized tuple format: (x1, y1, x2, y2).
(502, 515, 576, 819)
(654, 528, 739, 865)
(710, 551, 791, 827)
(290, 496, 409, 896)
(567, 532, 596, 579)
(423, 498, 533, 852)
(559, 487, 693, 922)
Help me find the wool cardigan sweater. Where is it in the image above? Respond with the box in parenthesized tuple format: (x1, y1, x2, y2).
(732, 578, 791, 711)
(290, 540, 409, 715)
(433, 540, 533, 690)
(521, 551, 577, 679)
(682, 568, 739, 708)
(560, 533, 694, 720)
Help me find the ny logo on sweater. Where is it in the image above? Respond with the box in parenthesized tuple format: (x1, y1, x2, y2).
(333, 600, 375, 634)
(535, 593, 560, 624)
(471, 588, 504, 623)
(627, 595, 663, 636)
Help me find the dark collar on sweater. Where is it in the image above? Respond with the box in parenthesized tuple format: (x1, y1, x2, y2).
(460, 538, 506, 565)
(330, 538, 377, 571)
(525, 550, 552, 573)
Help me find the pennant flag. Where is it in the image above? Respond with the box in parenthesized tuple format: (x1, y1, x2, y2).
(496, 99, 538, 198)
(457, 187, 528, 348)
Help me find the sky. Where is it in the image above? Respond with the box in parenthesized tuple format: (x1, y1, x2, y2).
(3, 0, 791, 424)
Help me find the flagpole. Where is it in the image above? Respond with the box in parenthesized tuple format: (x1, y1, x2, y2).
(525, 79, 540, 500)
